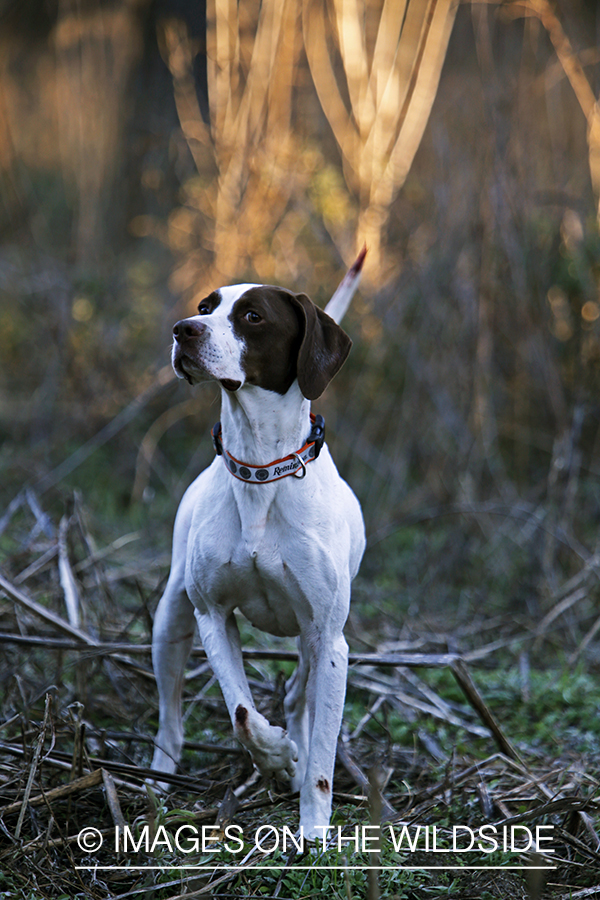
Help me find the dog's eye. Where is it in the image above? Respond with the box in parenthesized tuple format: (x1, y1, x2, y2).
(244, 310, 262, 324)
(197, 304, 210, 315)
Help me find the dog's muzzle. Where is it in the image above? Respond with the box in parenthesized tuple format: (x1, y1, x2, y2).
(172, 318, 207, 384)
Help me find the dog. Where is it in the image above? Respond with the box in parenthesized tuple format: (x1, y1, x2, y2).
(151, 252, 366, 839)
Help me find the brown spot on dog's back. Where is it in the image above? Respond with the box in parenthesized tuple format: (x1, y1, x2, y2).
(235, 705, 250, 737)
(316, 778, 330, 793)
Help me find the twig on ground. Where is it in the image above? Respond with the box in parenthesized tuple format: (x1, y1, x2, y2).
(24, 488, 54, 538)
(450, 659, 523, 763)
(347, 695, 386, 740)
(559, 888, 600, 900)
(570, 613, 600, 665)
(535, 586, 588, 643)
(0, 490, 24, 537)
(102, 767, 126, 830)
(367, 766, 382, 900)
(0, 630, 491, 668)
(14, 545, 59, 584)
(0, 767, 104, 817)
(14, 693, 52, 839)
(0, 573, 98, 646)
(336, 739, 396, 821)
(58, 515, 81, 628)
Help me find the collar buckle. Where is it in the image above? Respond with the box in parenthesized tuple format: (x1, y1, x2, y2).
(211, 422, 223, 456)
(308, 414, 325, 459)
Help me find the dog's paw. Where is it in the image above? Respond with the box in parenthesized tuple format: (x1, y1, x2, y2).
(146, 776, 171, 795)
(300, 821, 332, 848)
(148, 743, 180, 792)
(234, 705, 298, 782)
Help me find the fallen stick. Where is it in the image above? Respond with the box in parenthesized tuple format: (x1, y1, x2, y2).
(0, 574, 98, 647)
(0, 739, 207, 791)
(58, 515, 81, 628)
(0, 632, 488, 668)
(14, 694, 52, 839)
(450, 659, 523, 764)
(102, 768, 126, 830)
(0, 768, 104, 817)
(336, 739, 395, 822)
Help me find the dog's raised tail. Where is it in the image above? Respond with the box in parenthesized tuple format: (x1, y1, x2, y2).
(324, 245, 367, 325)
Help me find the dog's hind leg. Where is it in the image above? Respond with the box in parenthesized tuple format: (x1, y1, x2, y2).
(151, 574, 196, 786)
(195, 609, 298, 783)
(284, 640, 310, 792)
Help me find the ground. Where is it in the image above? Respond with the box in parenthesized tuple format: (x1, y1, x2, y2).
(1, 490, 599, 899)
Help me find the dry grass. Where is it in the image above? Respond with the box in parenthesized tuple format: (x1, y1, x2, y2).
(1, 491, 600, 899)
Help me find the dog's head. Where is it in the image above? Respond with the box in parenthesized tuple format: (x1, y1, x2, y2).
(172, 284, 352, 400)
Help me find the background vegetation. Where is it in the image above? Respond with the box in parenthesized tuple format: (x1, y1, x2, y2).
(1, 0, 600, 897)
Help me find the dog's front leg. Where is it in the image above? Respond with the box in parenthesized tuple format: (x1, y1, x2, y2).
(195, 610, 298, 783)
(300, 631, 349, 840)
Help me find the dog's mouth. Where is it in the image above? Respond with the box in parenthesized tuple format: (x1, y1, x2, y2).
(172, 350, 203, 385)
(220, 379, 242, 392)
(172, 349, 242, 392)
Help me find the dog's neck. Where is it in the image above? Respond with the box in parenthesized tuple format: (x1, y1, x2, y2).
(219, 380, 312, 466)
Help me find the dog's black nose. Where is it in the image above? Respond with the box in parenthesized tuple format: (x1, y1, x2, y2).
(173, 319, 206, 341)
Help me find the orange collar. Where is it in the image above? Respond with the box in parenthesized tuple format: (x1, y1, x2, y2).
(211, 413, 325, 484)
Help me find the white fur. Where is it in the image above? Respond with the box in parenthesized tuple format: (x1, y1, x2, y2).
(172, 284, 259, 387)
(152, 280, 365, 839)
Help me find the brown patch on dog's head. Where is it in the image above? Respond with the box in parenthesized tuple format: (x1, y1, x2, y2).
(230, 287, 302, 395)
(230, 286, 352, 399)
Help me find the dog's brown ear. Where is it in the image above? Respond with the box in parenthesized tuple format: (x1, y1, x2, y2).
(288, 292, 352, 400)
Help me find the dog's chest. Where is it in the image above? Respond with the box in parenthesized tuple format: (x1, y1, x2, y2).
(185, 486, 315, 636)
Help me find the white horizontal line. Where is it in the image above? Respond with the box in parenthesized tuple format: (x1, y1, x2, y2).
(75, 865, 557, 872)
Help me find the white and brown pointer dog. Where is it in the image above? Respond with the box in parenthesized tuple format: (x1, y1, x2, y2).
(151, 252, 366, 839)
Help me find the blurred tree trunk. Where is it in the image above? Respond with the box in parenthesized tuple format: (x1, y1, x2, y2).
(160, 0, 302, 292)
(303, 0, 459, 281)
(206, 0, 300, 282)
(0, 51, 23, 228)
(53, 0, 144, 265)
(508, 0, 600, 224)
